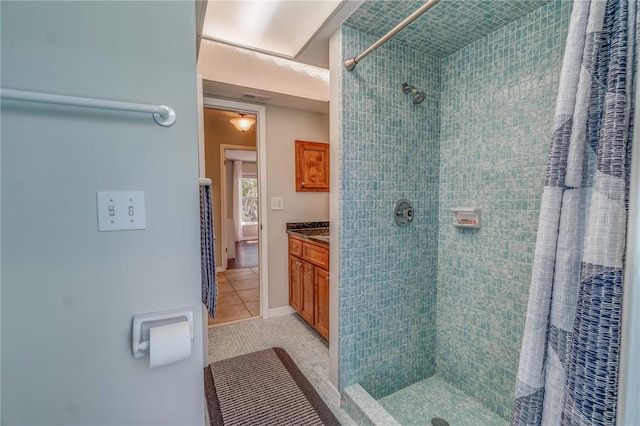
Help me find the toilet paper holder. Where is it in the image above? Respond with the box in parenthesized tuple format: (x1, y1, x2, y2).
(132, 307, 194, 359)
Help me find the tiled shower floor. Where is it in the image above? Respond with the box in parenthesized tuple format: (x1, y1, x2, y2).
(378, 375, 508, 426)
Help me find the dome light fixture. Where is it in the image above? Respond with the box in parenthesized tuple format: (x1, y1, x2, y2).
(230, 113, 255, 133)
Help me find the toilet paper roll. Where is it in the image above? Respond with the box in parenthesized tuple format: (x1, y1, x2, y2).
(149, 321, 191, 368)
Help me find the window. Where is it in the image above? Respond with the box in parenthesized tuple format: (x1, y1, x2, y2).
(241, 177, 258, 223)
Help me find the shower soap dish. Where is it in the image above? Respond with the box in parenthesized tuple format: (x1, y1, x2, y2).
(451, 207, 481, 228)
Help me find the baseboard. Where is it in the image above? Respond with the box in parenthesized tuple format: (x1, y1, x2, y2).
(268, 306, 295, 317)
(216, 266, 225, 273)
(326, 380, 341, 407)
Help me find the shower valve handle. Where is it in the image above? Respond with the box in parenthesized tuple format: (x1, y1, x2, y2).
(394, 199, 414, 227)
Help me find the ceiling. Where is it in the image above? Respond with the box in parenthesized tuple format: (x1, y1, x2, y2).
(203, 0, 341, 58)
(200, 0, 364, 69)
(200, 0, 552, 68)
(197, 0, 551, 111)
(345, 0, 551, 58)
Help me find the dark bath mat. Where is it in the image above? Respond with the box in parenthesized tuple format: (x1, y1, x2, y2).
(204, 347, 340, 426)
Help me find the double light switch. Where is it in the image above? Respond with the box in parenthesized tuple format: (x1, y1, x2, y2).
(97, 191, 146, 231)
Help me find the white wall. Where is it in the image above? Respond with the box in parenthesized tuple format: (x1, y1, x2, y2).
(1, 2, 203, 424)
(266, 105, 330, 309)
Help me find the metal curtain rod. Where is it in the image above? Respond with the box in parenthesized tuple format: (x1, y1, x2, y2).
(0, 88, 176, 127)
(344, 0, 440, 71)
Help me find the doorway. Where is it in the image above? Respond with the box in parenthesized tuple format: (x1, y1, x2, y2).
(202, 99, 269, 325)
(222, 147, 258, 271)
(215, 144, 259, 325)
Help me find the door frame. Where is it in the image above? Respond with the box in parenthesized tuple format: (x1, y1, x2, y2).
(202, 97, 270, 319)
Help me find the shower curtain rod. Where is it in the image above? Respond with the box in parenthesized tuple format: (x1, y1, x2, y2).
(344, 0, 440, 71)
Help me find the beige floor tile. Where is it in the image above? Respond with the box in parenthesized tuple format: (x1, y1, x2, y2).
(224, 270, 257, 282)
(218, 292, 243, 306)
(230, 278, 259, 291)
(244, 301, 260, 316)
(210, 304, 251, 325)
(236, 288, 260, 303)
(218, 282, 235, 294)
(217, 274, 229, 284)
(250, 267, 259, 275)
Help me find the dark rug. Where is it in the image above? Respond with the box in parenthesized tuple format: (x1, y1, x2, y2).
(205, 347, 340, 426)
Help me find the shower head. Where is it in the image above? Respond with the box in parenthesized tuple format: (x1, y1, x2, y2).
(402, 83, 426, 104)
(402, 83, 415, 94)
(413, 91, 426, 104)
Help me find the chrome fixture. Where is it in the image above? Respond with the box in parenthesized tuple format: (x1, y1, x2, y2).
(344, 0, 440, 71)
(394, 199, 414, 227)
(403, 83, 426, 104)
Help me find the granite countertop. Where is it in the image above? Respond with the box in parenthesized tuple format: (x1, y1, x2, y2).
(286, 221, 330, 246)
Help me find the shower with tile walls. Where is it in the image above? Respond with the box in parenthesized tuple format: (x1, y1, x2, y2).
(337, 1, 574, 424)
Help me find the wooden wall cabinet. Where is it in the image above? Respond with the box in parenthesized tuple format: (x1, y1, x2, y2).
(288, 235, 329, 339)
(295, 140, 330, 192)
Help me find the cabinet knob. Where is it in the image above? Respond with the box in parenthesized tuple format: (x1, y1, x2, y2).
(301, 182, 306, 187)
(296, 261, 302, 267)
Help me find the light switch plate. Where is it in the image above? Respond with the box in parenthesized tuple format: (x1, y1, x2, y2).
(97, 191, 146, 231)
(271, 197, 284, 211)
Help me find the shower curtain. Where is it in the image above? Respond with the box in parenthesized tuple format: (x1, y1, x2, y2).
(512, 1, 637, 425)
(201, 183, 217, 319)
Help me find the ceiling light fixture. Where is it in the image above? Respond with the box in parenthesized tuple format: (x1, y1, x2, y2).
(230, 114, 255, 133)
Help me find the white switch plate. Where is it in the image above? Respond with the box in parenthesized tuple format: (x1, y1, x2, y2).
(271, 197, 284, 211)
(97, 191, 146, 232)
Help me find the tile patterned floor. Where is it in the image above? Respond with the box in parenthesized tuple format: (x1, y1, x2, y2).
(378, 375, 508, 426)
(207, 314, 356, 425)
(208, 267, 260, 326)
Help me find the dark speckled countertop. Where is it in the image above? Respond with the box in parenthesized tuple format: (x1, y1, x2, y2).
(286, 222, 330, 246)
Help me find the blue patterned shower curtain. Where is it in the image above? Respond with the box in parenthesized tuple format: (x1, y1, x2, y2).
(200, 183, 217, 319)
(512, 1, 637, 425)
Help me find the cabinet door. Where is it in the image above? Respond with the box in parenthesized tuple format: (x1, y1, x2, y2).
(295, 140, 330, 192)
(314, 267, 330, 339)
(289, 255, 302, 314)
(289, 236, 303, 257)
(303, 242, 329, 269)
(300, 261, 315, 324)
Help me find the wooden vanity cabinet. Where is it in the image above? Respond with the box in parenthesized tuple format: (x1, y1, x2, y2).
(288, 255, 302, 314)
(314, 267, 330, 338)
(295, 140, 330, 192)
(288, 235, 329, 339)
